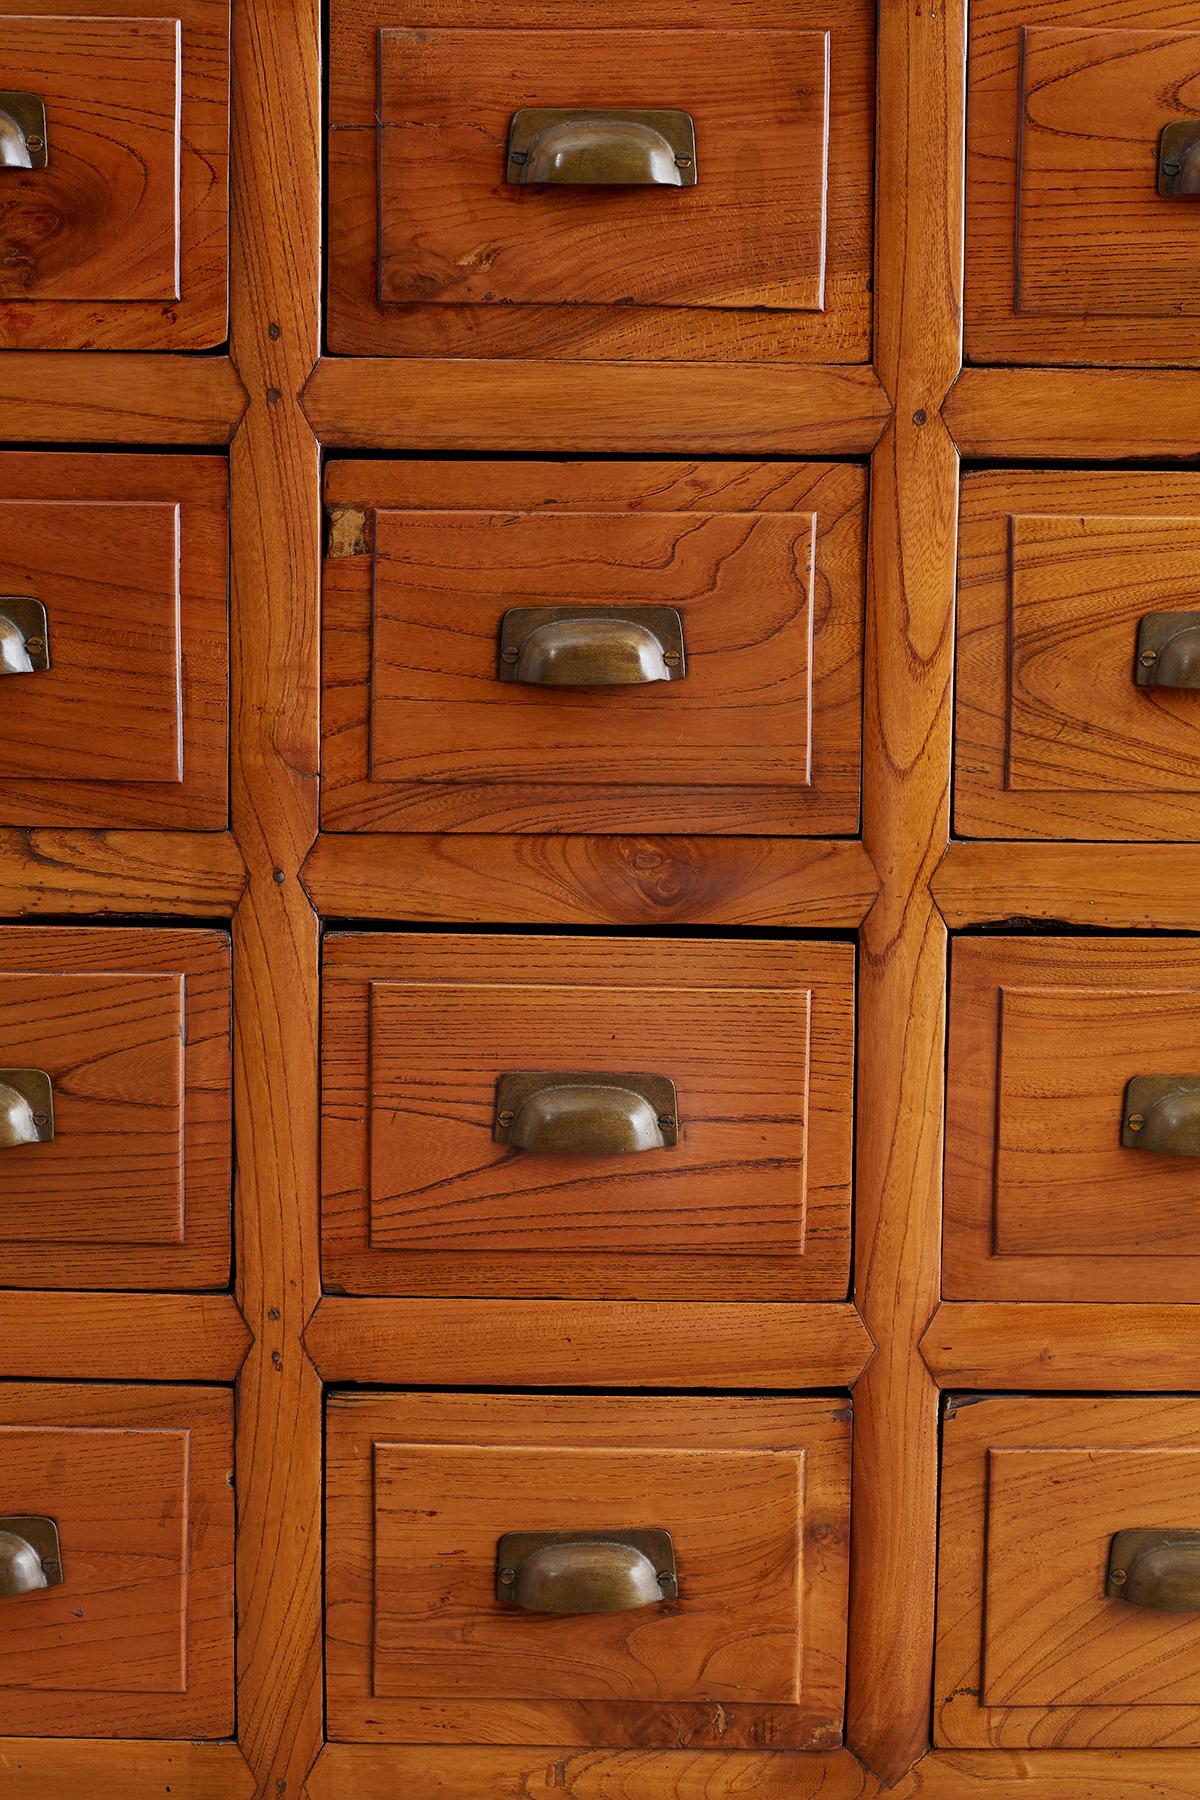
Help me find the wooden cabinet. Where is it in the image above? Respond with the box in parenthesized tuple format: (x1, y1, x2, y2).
(321, 931, 854, 1299)
(0, 0, 230, 348)
(327, 0, 874, 361)
(0, 454, 229, 829)
(0, 1381, 234, 1738)
(967, 0, 1200, 365)
(323, 460, 865, 834)
(326, 1391, 850, 1748)
(938, 1394, 1200, 1748)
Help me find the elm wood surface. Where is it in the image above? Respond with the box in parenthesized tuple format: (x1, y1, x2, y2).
(302, 358, 891, 454)
(0, 0, 229, 349)
(305, 1298, 874, 1388)
(325, 1392, 849, 1749)
(846, 0, 962, 1782)
(0, 1741, 254, 1800)
(937, 1396, 1200, 1750)
(321, 932, 854, 1300)
(922, 1304, 1200, 1390)
(0, 354, 247, 443)
(323, 459, 864, 835)
(0, 453, 228, 830)
(945, 368, 1200, 462)
(932, 841, 1200, 930)
(0, 1382, 234, 1738)
(0, 926, 230, 1290)
(302, 834, 878, 927)
(956, 471, 1200, 841)
(945, 936, 1200, 1302)
(0, 828, 245, 917)
(327, 0, 872, 361)
(966, 0, 1200, 367)
(0, 1291, 250, 1381)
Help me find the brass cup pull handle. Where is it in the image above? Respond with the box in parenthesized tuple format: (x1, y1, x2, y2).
(1159, 122, 1200, 195)
(0, 1516, 63, 1597)
(0, 1069, 54, 1148)
(1136, 612, 1200, 688)
(0, 598, 50, 676)
(496, 1530, 678, 1614)
(1108, 1530, 1200, 1610)
(494, 1070, 678, 1155)
(497, 606, 686, 687)
(1122, 1076, 1200, 1155)
(506, 109, 697, 187)
(0, 93, 47, 170)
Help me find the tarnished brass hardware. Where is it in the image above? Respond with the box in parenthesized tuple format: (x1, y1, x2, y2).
(494, 1071, 678, 1155)
(0, 598, 50, 675)
(0, 1516, 62, 1597)
(0, 1069, 54, 1148)
(1159, 121, 1200, 196)
(495, 1529, 678, 1614)
(497, 606, 686, 687)
(0, 93, 47, 170)
(1135, 612, 1200, 688)
(1108, 1530, 1200, 1610)
(1122, 1076, 1200, 1155)
(506, 109, 697, 188)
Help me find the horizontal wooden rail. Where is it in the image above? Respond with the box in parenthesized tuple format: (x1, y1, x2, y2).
(945, 367, 1200, 461)
(921, 1303, 1200, 1389)
(0, 354, 247, 444)
(0, 829, 246, 918)
(0, 1292, 252, 1382)
(932, 841, 1200, 931)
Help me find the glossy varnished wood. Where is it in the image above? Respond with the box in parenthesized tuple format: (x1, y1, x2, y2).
(0, 353, 247, 442)
(0, 1742, 254, 1800)
(933, 842, 1200, 931)
(945, 368, 1200, 461)
(0, 1291, 250, 1381)
(0, 828, 245, 917)
(922, 1304, 1200, 1391)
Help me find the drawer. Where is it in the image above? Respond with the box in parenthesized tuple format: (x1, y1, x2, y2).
(0, 927, 231, 1290)
(956, 470, 1200, 840)
(327, 0, 873, 362)
(967, 0, 1200, 366)
(0, 454, 228, 829)
(938, 1393, 1200, 1747)
(945, 935, 1200, 1302)
(0, 0, 229, 349)
(322, 460, 865, 834)
(0, 1381, 233, 1737)
(321, 932, 854, 1300)
(326, 1391, 850, 1748)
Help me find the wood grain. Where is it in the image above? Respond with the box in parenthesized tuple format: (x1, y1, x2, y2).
(0, 828, 244, 917)
(0, 354, 246, 442)
(303, 357, 891, 453)
(326, 1392, 849, 1749)
(0, 1291, 250, 1381)
(322, 460, 865, 835)
(933, 841, 1200, 931)
(921, 1304, 1200, 1391)
(0, 1382, 233, 1738)
(0, 1741, 254, 1800)
(305, 1298, 873, 1387)
(902, 1750, 1200, 1798)
(0, 0, 229, 349)
(945, 368, 1200, 460)
(847, 0, 962, 1782)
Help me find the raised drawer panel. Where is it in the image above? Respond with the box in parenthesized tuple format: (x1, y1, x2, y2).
(326, 1391, 850, 1747)
(0, 1382, 234, 1737)
(322, 460, 865, 835)
(0, 453, 228, 829)
(327, 0, 873, 361)
(321, 931, 854, 1300)
(938, 1394, 1200, 1747)
(0, 926, 231, 1290)
(0, 0, 229, 348)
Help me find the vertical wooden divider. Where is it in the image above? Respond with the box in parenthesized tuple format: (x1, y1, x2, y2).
(229, 0, 323, 1790)
(849, 0, 964, 1782)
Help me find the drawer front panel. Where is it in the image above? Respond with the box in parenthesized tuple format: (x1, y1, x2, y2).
(956, 471, 1200, 840)
(939, 1394, 1200, 1746)
(326, 1392, 849, 1747)
(967, 0, 1200, 364)
(327, 0, 873, 361)
(945, 936, 1200, 1301)
(322, 932, 854, 1300)
(323, 460, 865, 835)
(0, 0, 229, 348)
(0, 454, 228, 828)
(0, 927, 231, 1290)
(0, 1382, 234, 1737)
